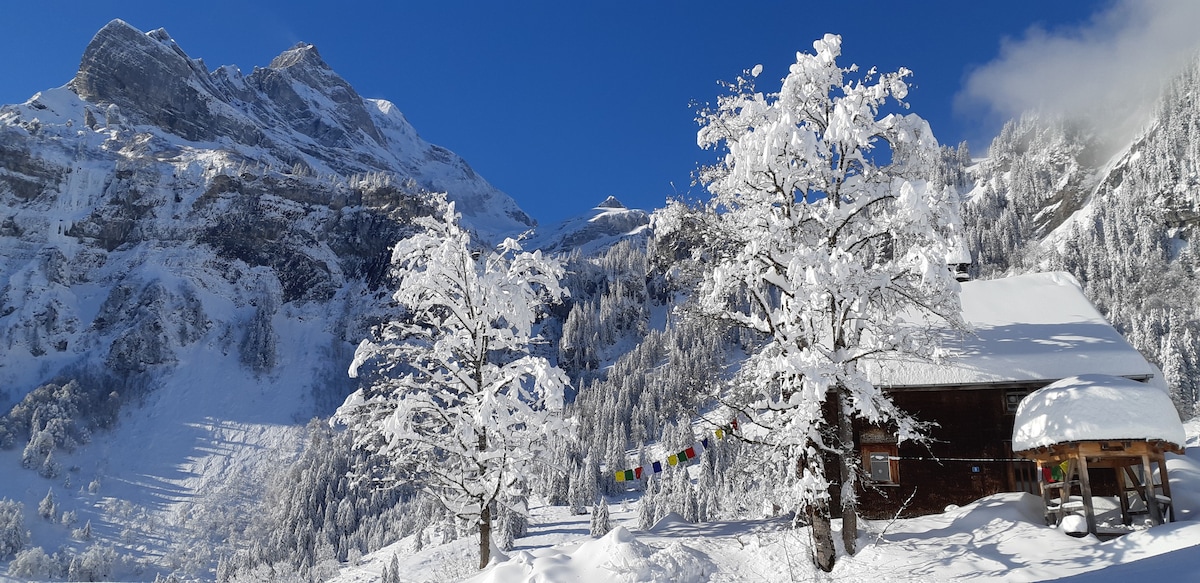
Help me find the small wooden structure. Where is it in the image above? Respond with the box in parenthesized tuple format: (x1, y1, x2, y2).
(852, 273, 1168, 519)
(1020, 439, 1181, 534)
(1012, 375, 1187, 536)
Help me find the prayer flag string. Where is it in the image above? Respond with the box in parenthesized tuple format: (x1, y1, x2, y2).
(611, 419, 738, 483)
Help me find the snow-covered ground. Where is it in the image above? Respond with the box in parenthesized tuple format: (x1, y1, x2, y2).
(329, 418, 1200, 582)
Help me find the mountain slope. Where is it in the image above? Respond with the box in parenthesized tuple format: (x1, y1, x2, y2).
(961, 53, 1200, 415)
(0, 20, 538, 579)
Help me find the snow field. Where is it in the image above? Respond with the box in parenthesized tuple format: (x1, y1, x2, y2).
(323, 424, 1200, 583)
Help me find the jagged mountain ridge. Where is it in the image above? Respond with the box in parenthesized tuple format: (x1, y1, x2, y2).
(0, 20, 548, 576)
(6, 19, 533, 239)
(0, 19, 539, 400)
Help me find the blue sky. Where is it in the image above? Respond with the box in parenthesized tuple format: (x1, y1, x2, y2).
(0, 1, 1190, 226)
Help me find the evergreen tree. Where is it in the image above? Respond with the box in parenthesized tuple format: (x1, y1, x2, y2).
(567, 464, 589, 516)
(589, 500, 611, 538)
(37, 489, 55, 521)
(0, 499, 28, 560)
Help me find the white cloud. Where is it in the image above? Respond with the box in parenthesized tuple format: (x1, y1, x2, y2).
(957, 0, 1200, 151)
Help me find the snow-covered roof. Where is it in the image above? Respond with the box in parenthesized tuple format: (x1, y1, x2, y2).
(1011, 375, 1185, 452)
(946, 235, 972, 264)
(867, 272, 1161, 388)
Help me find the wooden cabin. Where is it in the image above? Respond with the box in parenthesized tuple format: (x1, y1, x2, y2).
(1012, 375, 1186, 535)
(848, 272, 1173, 519)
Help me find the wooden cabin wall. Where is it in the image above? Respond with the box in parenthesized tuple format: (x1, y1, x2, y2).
(844, 387, 1040, 519)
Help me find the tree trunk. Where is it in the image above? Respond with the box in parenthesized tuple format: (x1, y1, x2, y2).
(477, 429, 491, 569)
(836, 386, 858, 555)
(808, 496, 837, 572)
(479, 504, 491, 569)
(803, 439, 837, 572)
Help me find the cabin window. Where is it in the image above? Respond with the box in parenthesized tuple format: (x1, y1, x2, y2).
(862, 444, 899, 484)
(1004, 390, 1031, 414)
(869, 452, 893, 482)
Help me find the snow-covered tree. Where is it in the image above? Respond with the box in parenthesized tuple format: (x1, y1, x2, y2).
(0, 499, 28, 560)
(380, 553, 401, 583)
(637, 494, 656, 532)
(72, 519, 93, 541)
(6, 546, 52, 579)
(67, 544, 116, 582)
(37, 489, 55, 521)
(336, 198, 569, 569)
(655, 34, 964, 571)
(589, 499, 611, 538)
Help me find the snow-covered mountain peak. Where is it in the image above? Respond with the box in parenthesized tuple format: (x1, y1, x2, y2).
(51, 19, 532, 239)
(0, 21, 546, 572)
(597, 195, 626, 209)
(269, 41, 324, 69)
(71, 20, 215, 132)
(525, 197, 650, 255)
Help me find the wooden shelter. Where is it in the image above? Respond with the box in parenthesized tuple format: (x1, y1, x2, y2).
(850, 273, 1171, 518)
(1012, 375, 1187, 535)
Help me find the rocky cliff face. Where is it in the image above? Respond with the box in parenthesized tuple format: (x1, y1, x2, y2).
(0, 19, 539, 407)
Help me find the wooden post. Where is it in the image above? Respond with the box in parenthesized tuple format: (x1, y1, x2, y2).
(1120, 464, 1141, 526)
(1076, 454, 1097, 535)
(1153, 453, 1173, 523)
(1062, 458, 1075, 508)
(1141, 454, 1163, 525)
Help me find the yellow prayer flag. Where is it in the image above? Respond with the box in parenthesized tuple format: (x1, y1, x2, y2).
(668, 454, 679, 466)
(715, 428, 725, 439)
(614, 470, 626, 482)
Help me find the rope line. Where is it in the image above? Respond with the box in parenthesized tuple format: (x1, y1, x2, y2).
(887, 456, 1033, 463)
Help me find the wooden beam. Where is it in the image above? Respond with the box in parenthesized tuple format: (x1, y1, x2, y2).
(1141, 453, 1163, 525)
(1076, 453, 1097, 535)
(1155, 453, 1174, 523)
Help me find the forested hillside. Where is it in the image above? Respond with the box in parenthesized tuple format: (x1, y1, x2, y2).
(962, 53, 1200, 415)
